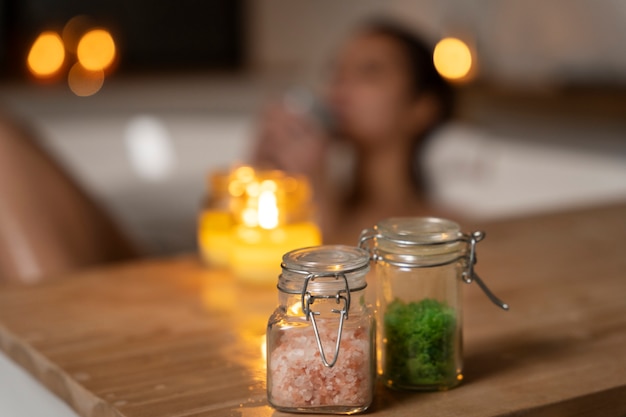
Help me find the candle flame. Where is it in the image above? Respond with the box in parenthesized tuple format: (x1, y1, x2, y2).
(258, 186, 279, 230)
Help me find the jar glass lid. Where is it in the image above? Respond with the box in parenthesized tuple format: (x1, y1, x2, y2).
(369, 217, 464, 267)
(375, 217, 461, 245)
(282, 245, 370, 274)
(279, 245, 370, 294)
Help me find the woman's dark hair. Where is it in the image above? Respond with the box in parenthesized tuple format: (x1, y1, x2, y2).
(359, 19, 455, 194)
(361, 19, 455, 123)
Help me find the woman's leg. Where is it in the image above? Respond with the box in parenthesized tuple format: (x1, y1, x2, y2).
(0, 112, 138, 284)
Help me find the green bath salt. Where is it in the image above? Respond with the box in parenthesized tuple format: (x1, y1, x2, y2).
(384, 298, 457, 387)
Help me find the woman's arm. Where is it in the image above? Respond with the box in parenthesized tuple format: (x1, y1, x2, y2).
(0, 112, 139, 284)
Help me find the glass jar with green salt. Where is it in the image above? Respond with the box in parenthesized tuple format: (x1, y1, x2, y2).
(360, 217, 508, 391)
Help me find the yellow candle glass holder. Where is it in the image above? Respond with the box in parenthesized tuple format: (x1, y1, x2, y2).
(198, 166, 322, 286)
(198, 170, 233, 268)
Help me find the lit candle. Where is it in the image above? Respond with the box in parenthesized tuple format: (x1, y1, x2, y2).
(230, 222, 321, 286)
(198, 209, 232, 268)
(229, 168, 321, 286)
(197, 166, 322, 285)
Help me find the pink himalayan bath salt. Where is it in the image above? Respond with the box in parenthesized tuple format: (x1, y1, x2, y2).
(268, 321, 372, 409)
(268, 245, 373, 414)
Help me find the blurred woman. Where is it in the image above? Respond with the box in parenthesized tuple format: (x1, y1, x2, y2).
(253, 20, 454, 243)
(0, 19, 453, 282)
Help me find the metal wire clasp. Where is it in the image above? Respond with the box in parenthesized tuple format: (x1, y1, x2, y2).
(358, 227, 509, 311)
(461, 231, 509, 310)
(358, 228, 380, 262)
(301, 273, 350, 368)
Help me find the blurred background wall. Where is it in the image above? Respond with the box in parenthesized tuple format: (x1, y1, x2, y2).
(1, 0, 625, 254)
(249, 0, 626, 86)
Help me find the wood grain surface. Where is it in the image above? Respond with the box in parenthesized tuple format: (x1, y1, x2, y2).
(1, 203, 625, 417)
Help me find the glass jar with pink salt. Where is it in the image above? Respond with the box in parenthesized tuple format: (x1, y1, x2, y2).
(266, 245, 374, 414)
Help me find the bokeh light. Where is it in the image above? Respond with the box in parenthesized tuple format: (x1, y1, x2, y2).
(123, 115, 176, 181)
(433, 37, 473, 80)
(27, 31, 65, 78)
(77, 29, 116, 71)
(67, 63, 104, 96)
(62, 15, 93, 54)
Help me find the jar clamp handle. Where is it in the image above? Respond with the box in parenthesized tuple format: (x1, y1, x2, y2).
(463, 231, 510, 311)
(358, 228, 380, 261)
(301, 273, 351, 368)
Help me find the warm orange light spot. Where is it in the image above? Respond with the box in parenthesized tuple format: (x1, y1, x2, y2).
(433, 37, 473, 80)
(77, 29, 116, 71)
(67, 63, 104, 97)
(27, 31, 65, 77)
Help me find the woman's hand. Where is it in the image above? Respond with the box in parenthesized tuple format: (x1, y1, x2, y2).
(252, 101, 330, 184)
